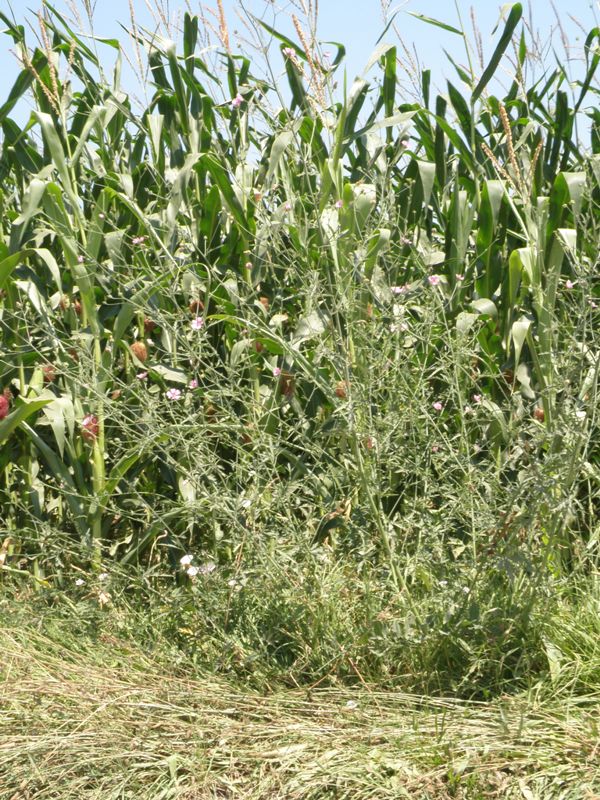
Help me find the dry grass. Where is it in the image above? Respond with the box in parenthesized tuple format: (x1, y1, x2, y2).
(1, 622, 598, 799)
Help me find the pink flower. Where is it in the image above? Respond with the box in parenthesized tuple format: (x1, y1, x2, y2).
(428, 275, 441, 287)
(98, 213, 105, 220)
(282, 47, 295, 58)
(166, 388, 182, 401)
(132, 236, 146, 245)
(473, 394, 482, 404)
(455, 274, 464, 282)
(334, 199, 343, 209)
(272, 366, 281, 377)
(188, 378, 198, 389)
(191, 317, 204, 331)
(137, 371, 148, 380)
(77, 255, 85, 264)
(400, 137, 410, 148)
(565, 279, 575, 289)
(391, 285, 407, 295)
(231, 93, 243, 109)
(284, 202, 292, 212)
(432, 401, 443, 412)
(0, 395, 9, 421)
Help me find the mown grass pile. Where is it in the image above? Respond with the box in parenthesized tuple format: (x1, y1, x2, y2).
(0, 0, 599, 705)
(1, 596, 599, 799)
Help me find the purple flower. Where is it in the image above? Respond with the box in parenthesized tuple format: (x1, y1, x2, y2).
(565, 279, 575, 289)
(137, 371, 148, 380)
(191, 317, 204, 331)
(272, 366, 281, 377)
(473, 394, 482, 404)
(166, 388, 182, 401)
(231, 93, 243, 109)
(282, 47, 295, 58)
(334, 199, 343, 209)
(188, 378, 198, 389)
(77, 255, 85, 264)
(428, 275, 441, 287)
(432, 401, 443, 412)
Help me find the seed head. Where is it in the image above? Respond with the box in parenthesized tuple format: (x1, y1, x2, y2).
(189, 299, 204, 314)
(81, 414, 99, 443)
(335, 380, 348, 399)
(279, 372, 295, 397)
(42, 363, 56, 383)
(130, 341, 148, 363)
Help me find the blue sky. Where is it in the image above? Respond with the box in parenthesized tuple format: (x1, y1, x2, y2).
(1, 0, 598, 121)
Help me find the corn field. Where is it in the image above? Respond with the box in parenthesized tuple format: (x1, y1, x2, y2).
(0, 1, 599, 695)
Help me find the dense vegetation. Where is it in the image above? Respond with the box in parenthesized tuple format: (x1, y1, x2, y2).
(0, 0, 599, 712)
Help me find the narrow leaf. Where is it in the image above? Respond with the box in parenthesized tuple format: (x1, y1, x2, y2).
(407, 12, 463, 36)
(473, 3, 522, 101)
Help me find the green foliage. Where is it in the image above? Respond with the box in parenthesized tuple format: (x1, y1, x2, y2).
(0, 2, 599, 698)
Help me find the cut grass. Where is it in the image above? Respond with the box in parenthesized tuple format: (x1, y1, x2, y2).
(1, 611, 598, 799)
